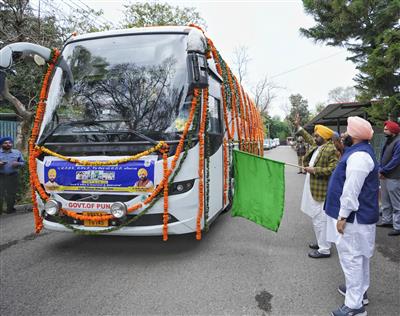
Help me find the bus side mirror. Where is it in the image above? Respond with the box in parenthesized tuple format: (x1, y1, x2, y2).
(0, 46, 12, 69)
(187, 52, 208, 89)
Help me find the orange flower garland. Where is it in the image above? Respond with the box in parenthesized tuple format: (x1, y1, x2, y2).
(29, 49, 60, 233)
(37, 141, 165, 166)
(208, 39, 233, 140)
(196, 88, 208, 240)
(162, 150, 169, 241)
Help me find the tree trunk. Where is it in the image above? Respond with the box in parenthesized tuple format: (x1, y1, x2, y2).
(1, 79, 33, 154)
(15, 116, 33, 154)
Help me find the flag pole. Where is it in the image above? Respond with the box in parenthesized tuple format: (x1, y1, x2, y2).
(284, 162, 302, 168)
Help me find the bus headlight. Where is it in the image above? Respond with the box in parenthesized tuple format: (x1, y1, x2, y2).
(110, 202, 127, 218)
(44, 199, 60, 216)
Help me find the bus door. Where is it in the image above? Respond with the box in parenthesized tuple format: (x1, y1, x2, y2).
(206, 94, 224, 219)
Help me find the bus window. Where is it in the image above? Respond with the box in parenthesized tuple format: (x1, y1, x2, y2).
(208, 96, 221, 134)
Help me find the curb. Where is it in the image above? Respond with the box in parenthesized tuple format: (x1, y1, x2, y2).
(16, 203, 33, 212)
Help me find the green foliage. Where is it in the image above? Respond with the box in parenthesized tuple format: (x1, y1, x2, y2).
(63, 7, 113, 35)
(0, 0, 111, 111)
(301, 0, 400, 123)
(286, 94, 311, 131)
(122, 1, 206, 28)
(264, 114, 290, 139)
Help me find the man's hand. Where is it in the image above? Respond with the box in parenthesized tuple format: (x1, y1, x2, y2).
(379, 173, 385, 180)
(337, 218, 346, 234)
(0, 161, 6, 166)
(304, 166, 315, 174)
(11, 161, 20, 168)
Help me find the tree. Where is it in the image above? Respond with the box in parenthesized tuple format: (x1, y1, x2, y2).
(0, 0, 61, 152)
(231, 46, 279, 116)
(264, 115, 290, 140)
(0, 0, 111, 152)
(233, 45, 251, 85)
(122, 2, 206, 28)
(301, 0, 400, 123)
(286, 94, 311, 133)
(252, 75, 279, 116)
(314, 102, 326, 115)
(328, 86, 357, 103)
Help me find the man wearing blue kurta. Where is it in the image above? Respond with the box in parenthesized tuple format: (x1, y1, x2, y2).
(325, 117, 379, 316)
(0, 137, 25, 214)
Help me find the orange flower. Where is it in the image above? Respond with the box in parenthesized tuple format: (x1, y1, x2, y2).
(162, 150, 169, 241)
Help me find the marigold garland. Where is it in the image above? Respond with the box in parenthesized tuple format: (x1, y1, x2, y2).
(36, 141, 165, 166)
(196, 88, 208, 240)
(162, 150, 169, 241)
(29, 48, 60, 233)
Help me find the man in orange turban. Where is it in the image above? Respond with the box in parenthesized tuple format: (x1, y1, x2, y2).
(295, 115, 338, 259)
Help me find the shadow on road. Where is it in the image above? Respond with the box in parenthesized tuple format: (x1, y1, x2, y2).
(46, 211, 230, 259)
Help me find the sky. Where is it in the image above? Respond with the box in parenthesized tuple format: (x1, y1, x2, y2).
(33, 0, 359, 118)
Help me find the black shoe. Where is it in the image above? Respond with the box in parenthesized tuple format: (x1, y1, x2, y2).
(338, 284, 369, 305)
(297, 171, 303, 174)
(308, 249, 330, 258)
(376, 222, 393, 228)
(308, 242, 319, 250)
(388, 229, 400, 236)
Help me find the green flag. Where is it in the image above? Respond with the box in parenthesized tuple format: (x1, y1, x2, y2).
(231, 150, 285, 232)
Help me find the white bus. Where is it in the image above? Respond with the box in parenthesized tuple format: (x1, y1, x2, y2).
(0, 26, 264, 239)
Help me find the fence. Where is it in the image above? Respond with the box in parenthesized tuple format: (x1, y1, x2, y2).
(0, 119, 18, 140)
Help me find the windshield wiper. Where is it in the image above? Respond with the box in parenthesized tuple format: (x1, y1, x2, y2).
(37, 120, 105, 145)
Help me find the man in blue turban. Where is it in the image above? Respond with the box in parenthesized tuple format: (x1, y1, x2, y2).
(0, 137, 25, 214)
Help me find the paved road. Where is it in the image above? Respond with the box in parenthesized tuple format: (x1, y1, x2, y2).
(1, 146, 398, 315)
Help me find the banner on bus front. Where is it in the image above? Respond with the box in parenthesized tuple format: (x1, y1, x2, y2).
(43, 156, 156, 194)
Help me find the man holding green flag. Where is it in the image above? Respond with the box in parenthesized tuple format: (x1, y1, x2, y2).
(231, 150, 285, 232)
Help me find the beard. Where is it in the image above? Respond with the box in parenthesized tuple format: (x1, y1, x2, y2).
(343, 135, 353, 147)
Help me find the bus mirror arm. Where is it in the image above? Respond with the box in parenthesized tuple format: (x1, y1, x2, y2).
(187, 52, 208, 89)
(0, 42, 52, 95)
(0, 42, 74, 94)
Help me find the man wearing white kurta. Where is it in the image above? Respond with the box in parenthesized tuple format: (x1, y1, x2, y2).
(301, 146, 331, 255)
(296, 122, 338, 259)
(325, 117, 379, 316)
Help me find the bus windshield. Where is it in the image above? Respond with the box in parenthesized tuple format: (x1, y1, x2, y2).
(39, 33, 190, 144)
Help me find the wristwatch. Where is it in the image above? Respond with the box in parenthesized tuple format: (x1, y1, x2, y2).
(338, 217, 347, 221)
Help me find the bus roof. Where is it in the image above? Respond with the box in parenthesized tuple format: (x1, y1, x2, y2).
(65, 25, 207, 54)
(67, 26, 197, 43)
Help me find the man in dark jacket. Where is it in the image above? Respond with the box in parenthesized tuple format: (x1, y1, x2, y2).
(377, 120, 400, 236)
(295, 136, 307, 174)
(0, 137, 25, 214)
